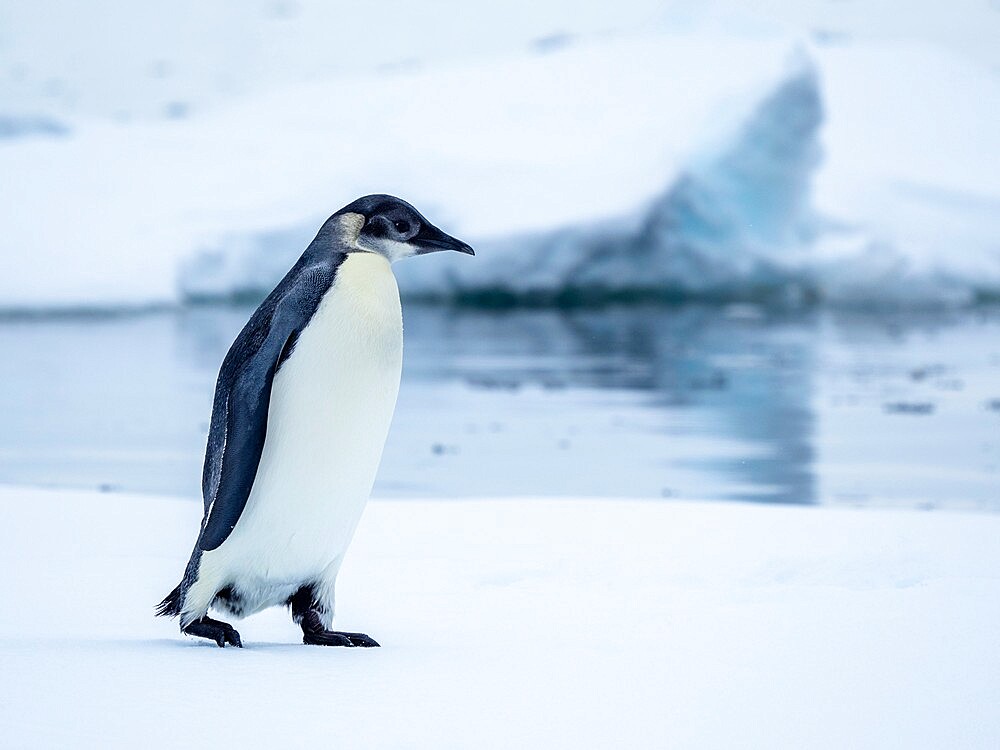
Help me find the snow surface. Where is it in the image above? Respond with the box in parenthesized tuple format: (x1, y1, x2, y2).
(1, 2, 999, 309)
(0, 485, 998, 748)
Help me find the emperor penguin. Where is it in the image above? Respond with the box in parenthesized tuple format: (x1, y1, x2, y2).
(157, 194, 474, 647)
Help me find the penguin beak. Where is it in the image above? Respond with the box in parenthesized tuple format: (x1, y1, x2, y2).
(414, 224, 475, 256)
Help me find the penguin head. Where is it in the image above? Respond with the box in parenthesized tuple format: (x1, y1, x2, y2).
(334, 194, 475, 262)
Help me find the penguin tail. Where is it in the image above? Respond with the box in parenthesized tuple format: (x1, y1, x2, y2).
(155, 585, 182, 618)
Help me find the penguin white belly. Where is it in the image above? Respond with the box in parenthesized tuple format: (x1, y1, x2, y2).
(191, 253, 402, 619)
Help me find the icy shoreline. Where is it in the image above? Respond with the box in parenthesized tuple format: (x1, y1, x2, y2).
(1, 485, 997, 748)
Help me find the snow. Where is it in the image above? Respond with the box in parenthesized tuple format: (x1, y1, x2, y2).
(1, 2, 999, 310)
(1, 484, 998, 748)
(0, 32, 797, 308)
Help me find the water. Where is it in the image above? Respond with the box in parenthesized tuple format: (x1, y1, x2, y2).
(0, 304, 997, 510)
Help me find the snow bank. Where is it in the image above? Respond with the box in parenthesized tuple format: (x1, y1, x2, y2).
(1, 7, 998, 310)
(0, 33, 796, 309)
(0, 485, 998, 748)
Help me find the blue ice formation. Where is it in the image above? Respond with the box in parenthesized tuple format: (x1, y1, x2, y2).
(401, 63, 823, 304)
(179, 58, 997, 307)
(178, 61, 825, 306)
(394, 60, 825, 305)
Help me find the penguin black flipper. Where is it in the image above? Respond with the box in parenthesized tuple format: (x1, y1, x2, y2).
(198, 255, 344, 552)
(198, 327, 295, 551)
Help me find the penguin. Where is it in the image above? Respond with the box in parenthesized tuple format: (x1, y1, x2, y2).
(156, 194, 473, 647)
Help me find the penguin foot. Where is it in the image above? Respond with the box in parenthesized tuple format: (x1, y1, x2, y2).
(183, 617, 243, 648)
(303, 630, 380, 647)
(300, 610, 379, 647)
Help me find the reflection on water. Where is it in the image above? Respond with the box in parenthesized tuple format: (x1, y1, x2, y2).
(0, 305, 997, 510)
(391, 306, 820, 505)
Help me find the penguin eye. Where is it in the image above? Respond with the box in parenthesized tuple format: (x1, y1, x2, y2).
(393, 220, 411, 235)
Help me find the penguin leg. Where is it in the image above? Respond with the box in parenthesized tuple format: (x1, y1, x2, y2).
(290, 586, 379, 648)
(182, 616, 243, 648)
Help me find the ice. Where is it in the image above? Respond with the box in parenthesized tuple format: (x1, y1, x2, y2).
(0, 484, 997, 748)
(0, 32, 797, 309)
(1, 6, 998, 310)
(806, 42, 1000, 305)
(393, 57, 825, 303)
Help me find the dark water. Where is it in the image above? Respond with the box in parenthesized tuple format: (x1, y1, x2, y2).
(0, 304, 997, 510)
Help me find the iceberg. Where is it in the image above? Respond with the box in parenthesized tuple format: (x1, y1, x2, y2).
(0, 25, 997, 311)
(143, 43, 1000, 309)
(179, 52, 829, 306)
(393, 59, 825, 305)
